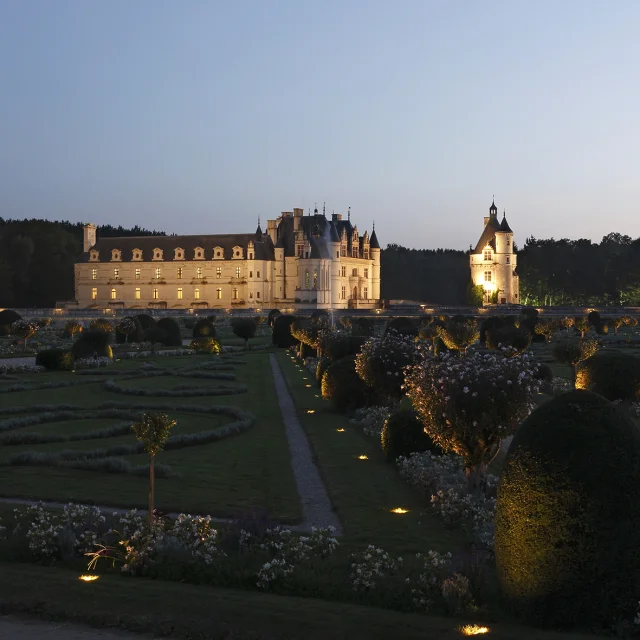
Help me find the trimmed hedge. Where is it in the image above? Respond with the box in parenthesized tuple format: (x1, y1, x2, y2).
(157, 317, 182, 347)
(193, 318, 216, 339)
(495, 390, 640, 628)
(35, 348, 74, 372)
(587, 310, 601, 326)
(486, 325, 531, 355)
(71, 331, 113, 360)
(381, 409, 440, 462)
(190, 337, 221, 354)
(576, 352, 640, 401)
(479, 316, 505, 344)
(272, 315, 297, 348)
(321, 355, 369, 412)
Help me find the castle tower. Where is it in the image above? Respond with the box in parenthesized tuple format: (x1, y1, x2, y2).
(370, 224, 381, 301)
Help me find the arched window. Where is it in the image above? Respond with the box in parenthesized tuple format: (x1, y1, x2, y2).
(173, 248, 184, 260)
(305, 270, 310, 288)
(110, 288, 117, 300)
(313, 269, 318, 288)
(132, 249, 142, 261)
(233, 287, 238, 300)
(194, 288, 200, 300)
(89, 250, 99, 262)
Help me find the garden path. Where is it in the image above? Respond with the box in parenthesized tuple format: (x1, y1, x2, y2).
(0, 356, 35, 366)
(269, 353, 342, 534)
(0, 617, 139, 639)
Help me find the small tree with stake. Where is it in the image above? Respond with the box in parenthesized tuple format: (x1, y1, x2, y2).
(132, 412, 176, 532)
(11, 320, 38, 349)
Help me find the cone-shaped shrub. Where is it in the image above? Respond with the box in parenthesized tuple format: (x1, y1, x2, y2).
(495, 390, 640, 628)
(272, 315, 297, 348)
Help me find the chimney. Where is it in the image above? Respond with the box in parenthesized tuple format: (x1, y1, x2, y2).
(83, 224, 97, 252)
(293, 208, 303, 217)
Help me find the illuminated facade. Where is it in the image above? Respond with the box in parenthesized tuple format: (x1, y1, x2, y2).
(74, 208, 381, 310)
(469, 200, 519, 304)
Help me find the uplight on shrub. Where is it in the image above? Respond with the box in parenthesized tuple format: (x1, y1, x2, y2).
(79, 574, 99, 582)
(358, 455, 368, 460)
(306, 409, 315, 414)
(336, 428, 345, 432)
(459, 624, 489, 636)
(390, 507, 409, 514)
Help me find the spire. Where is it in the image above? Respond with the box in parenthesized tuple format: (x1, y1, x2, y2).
(255, 215, 263, 237)
(348, 206, 351, 222)
(490, 198, 498, 216)
(370, 224, 380, 249)
(314, 203, 318, 215)
(323, 202, 326, 216)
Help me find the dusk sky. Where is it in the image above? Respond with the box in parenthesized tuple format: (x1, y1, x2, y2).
(1, 0, 639, 250)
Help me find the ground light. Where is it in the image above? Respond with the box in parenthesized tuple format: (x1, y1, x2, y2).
(78, 575, 99, 582)
(305, 384, 312, 388)
(358, 455, 368, 460)
(390, 507, 409, 514)
(306, 409, 315, 414)
(459, 624, 490, 636)
(336, 428, 345, 432)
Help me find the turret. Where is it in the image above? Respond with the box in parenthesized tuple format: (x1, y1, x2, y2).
(83, 223, 97, 253)
(495, 212, 513, 254)
(370, 225, 381, 301)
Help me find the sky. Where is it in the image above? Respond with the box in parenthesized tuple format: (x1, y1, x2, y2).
(1, 0, 639, 250)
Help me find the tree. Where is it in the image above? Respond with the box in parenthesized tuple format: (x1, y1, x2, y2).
(11, 320, 38, 349)
(131, 412, 176, 532)
(608, 317, 624, 335)
(552, 338, 599, 381)
(63, 320, 83, 339)
(534, 320, 554, 343)
(231, 317, 258, 349)
(405, 350, 540, 491)
(466, 282, 484, 307)
(574, 317, 589, 338)
(436, 318, 479, 354)
(117, 317, 138, 344)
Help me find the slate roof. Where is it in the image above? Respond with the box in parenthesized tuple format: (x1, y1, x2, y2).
(499, 214, 513, 233)
(369, 228, 380, 249)
(81, 233, 275, 262)
(473, 214, 501, 253)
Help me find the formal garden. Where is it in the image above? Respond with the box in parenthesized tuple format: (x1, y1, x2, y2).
(1, 306, 640, 638)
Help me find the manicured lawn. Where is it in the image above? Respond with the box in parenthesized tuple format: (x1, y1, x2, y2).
(275, 351, 465, 555)
(0, 352, 301, 522)
(0, 562, 601, 640)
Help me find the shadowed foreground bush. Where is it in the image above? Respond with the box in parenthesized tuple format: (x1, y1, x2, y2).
(381, 409, 440, 462)
(321, 356, 369, 412)
(72, 331, 113, 360)
(35, 348, 74, 371)
(576, 351, 640, 401)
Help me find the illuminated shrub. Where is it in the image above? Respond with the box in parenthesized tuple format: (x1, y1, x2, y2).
(72, 330, 113, 360)
(533, 320, 555, 343)
(189, 337, 221, 354)
(607, 317, 624, 335)
(384, 317, 418, 338)
(267, 309, 281, 327)
(35, 348, 74, 371)
(115, 316, 144, 343)
(321, 356, 369, 412)
(576, 352, 640, 401)
(573, 317, 589, 338)
(552, 338, 599, 376)
(354, 330, 415, 401)
(315, 357, 330, 386)
(36, 317, 51, 328)
(156, 317, 182, 347)
(290, 319, 320, 350)
(89, 318, 113, 333)
(317, 328, 366, 363)
(558, 316, 575, 329)
(622, 315, 638, 328)
(192, 318, 216, 339)
(381, 409, 440, 462)
(272, 315, 297, 348)
(495, 390, 640, 627)
(11, 320, 38, 347)
(485, 325, 531, 356)
(436, 319, 479, 353)
(63, 320, 83, 339)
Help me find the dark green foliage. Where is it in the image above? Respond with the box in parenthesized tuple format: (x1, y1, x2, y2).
(35, 348, 74, 371)
(351, 317, 374, 337)
(495, 390, 640, 628)
(479, 316, 505, 344)
(384, 317, 418, 338)
(321, 356, 369, 412)
(193, 318, 216, 339)
(381, 409, 440, 462)
(272, 315, 297, 348)
(594, 321, 608, 335)
(72, 330, 113, 360)
(315, 357, 330, 386)
(89, 318, 113, 333)
(189, 337, 221, 354)
(319, 334, 367, 363)
(433, 336, 449, 356)
(115, 316, 144, 343)
(231, 317, 257, 347)
(156, 317, 182, 347)
(135, 314, 166, 343)
(135, 314, 156, 331)
(0, 309, 21, 327)
(587, 310, 601, 326)
(576, 352, 640, 401)
(534, 363, 553, 382)
(310, 309, 329, 326)
(267, 309, 281, 327)
(486, 325, 531, 355)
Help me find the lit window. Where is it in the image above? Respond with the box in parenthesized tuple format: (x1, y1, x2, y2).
(91, 287, 97, 300)
(341, 285, 346, 299)
(305, 270, 310, 288)
(135, 287, 141, 300)
(194, 288, 200, 299)
(177, 287, 183, 300)
(216, 267, 222, 278)
(364, 268, 368, 278)
(135, 268, 140, 280)
(153, 288, 158, 300)
(484, 271, 492, 283)
(177, 267, 182, 279)
(216, 288, 222, 299)
(256, 291, 260, 298)
(484, 250, 492, 261)
(111, 288, 117, 299)
(91, 268, 97, 280)
(364, 287, 368, 299)
(235, 266, 241, 278)
(233, 287, 238, 300)
(114, 268, 119, 278)
(155, 267, 161, 279)
(313, 269, 318, 288)
(197, 267, 202, 279)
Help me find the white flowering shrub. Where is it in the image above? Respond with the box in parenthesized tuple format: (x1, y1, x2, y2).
(74, 356, 113, 369)
(257, 557, 294, 589)
(116, 509, 165, 574)
(0, 363, 45, 374)
(349, 545, 403, 591)
(169, 514, 225, 565)
(349, 405, 392, 438)
(550, 376, 573, 394)
(405, 349, 540, 487)
(410, 550, 453, 611)
(355, 330, 416, 401)
(441, 573, 473, 614)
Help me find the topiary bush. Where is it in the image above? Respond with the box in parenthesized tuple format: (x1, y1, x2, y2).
(272, 315, 297, 348)
(437, 319, 479, 353)
(315, 357, 330, 386)
(268, 309, 281, 327)
(380, 409, 440, 462)
(35, 348, 74, 371)
(351, 317, 374, 337)
(321, 356, 369, 412)
(63, 320, 83, 339)
(594, 321, 608, 335)
(231, 317, 258, 348)
(384, 317, 418, 338)
(89, 318, 113, 333)
(0, 309, 21, 333)
(486, 325, 531, 356)
(534, 363, 553, 383)
(575, 351, 640, 401)
(495, 390, 640, 628)
(189, 337, 221, 354)
(479, 316, 505, 344)
(115, 316, 144, 343)
(587, 310, 601, 326)
(72, 330, 113, 360)
(192, 318, 216, 339)
(157, 317, 182, 347)
(310, 309, 330, 326)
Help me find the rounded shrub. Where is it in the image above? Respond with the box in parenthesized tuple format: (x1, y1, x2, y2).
(486, 325, 531, 355)
(384, 317, 418, 338)
(534, 363, 553, 383)
(231, 317, 258, 347)
(0, 309, 21, 330)
(268, 309, 281, 327)
(576, 351, 640, 401)
(89, 318, 113, 333)
(134, 314, 156, 331)
(587, 310, 601, 326)
(35, 348, 74, 371)
(381, 409, 440, 462)
(115, 316, 144, 343)
(351, 317, 374, 337)
(594, 321, 608, 335)
(315, 357, 330, 386)
(193, 318, 216, 339)
(480, 316, 505, 344)
(495, 390, 640, 628)
(190, 337, 221, 354)
(321, 356, 369, 412)
(72, 331, 113, 360)
(63, 320, 83, 339)
(156, 317, 182, 347)
(272, 315, 297, 348)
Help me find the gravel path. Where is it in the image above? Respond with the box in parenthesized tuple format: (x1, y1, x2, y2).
(269, 354, 342, 534)
(0, 356, 36, 366)
(0, 617, 139, 639)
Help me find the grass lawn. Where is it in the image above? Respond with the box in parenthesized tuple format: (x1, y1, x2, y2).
(0, 562, 601, 640)
(0, 352, 301, 522)
(275, 351, 465, 556)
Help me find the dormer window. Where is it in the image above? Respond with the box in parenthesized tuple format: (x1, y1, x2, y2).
(89, 250, 99, 262)
(174, 248, 184, 260)
(132, 249, 142, 261)
(248, 252, 254, 260)
(232, 246, 243, 259)
(483, 249, 492, 261)
(213, 246, 224, 259)
(111, 249, 121, 261)
(194, 247, 204, 260)
(153, 248, 164, 261)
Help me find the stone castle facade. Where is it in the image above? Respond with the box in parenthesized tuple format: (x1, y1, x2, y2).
(74, 207, 381, 310)
(469, 200, 519, 304)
